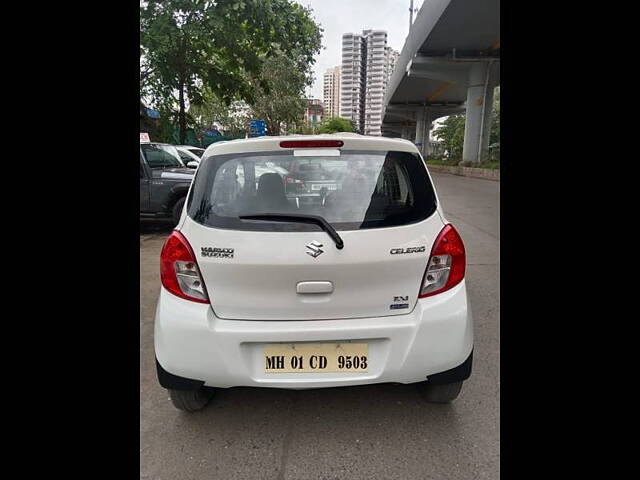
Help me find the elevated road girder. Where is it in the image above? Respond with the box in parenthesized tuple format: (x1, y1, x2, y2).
(382, 0, 500, 163)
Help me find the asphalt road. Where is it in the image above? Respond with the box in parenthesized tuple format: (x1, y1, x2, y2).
(140, 172, 500, 480)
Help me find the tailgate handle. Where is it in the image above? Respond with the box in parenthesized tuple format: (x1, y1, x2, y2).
(296, 281, 334, 294)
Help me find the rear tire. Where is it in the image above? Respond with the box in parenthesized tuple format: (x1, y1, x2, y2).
(169, 388, 214, 412)
(417, 381, 463, 404)
(172, 197, 186, 226)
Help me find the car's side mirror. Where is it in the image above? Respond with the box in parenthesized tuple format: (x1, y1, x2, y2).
(187, 161, 199, 169)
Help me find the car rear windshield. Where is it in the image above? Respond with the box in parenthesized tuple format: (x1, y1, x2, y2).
(187, 150, 437, 231)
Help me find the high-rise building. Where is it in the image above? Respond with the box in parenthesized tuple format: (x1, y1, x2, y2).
(322, 66, 341, 119)
(340, 32, 366, 132)
(340, 30, 399, 135)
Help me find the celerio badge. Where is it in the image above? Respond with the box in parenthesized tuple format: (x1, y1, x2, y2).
(390, 246, 426, 255)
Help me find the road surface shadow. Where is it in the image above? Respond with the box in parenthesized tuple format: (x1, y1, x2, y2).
(140, 218, 174, 235)
(174, 382, 463, 431)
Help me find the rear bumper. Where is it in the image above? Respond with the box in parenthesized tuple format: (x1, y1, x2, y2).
(157, 350, 473, 390)
(154, 281, 473, 390)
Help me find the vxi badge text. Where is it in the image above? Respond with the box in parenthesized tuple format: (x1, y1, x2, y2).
(201, 247, 234, 259)
(390, 295, 409, 310)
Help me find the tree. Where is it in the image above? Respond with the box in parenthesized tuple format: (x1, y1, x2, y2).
(318, 117, 354, 134)
(489, 87, 500, 161)
(247, 54, 309, 136)
(433, 114, 466, 162)
(188, 87, 251, 137)
(140, 0, 322, 143)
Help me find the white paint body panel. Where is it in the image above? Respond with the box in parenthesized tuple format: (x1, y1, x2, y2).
(181, 212, 444, 320)
(156, 134, 473, 388)
(155, 281, 473, 389)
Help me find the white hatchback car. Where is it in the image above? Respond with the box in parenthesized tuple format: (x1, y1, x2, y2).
(154, 134, 473, 411)
(174, 146, 202, 168)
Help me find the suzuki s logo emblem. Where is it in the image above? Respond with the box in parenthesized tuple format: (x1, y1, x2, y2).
(306, 241, 324, 258)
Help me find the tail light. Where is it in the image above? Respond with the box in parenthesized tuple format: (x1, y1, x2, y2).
(160, 231, 210, 304)
(419, 224, 465, 298)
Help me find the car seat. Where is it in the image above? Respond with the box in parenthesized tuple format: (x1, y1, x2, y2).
(255, 173, 290, 211)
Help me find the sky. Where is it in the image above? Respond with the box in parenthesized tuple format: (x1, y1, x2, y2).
(294, 0, 425, 99)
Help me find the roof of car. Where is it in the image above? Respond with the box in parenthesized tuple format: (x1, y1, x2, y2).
(202, 134, 418, 157)
(140, 142, 173, 146)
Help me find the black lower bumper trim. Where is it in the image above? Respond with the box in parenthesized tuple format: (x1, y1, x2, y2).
(156, 359, 205, 391)
(157, 350, 473, 390)
(426, 350, 473, 384)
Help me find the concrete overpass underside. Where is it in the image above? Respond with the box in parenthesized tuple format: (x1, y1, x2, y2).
(382, 0, 500, 163)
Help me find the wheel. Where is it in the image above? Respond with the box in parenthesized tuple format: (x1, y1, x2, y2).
(169, 388, 215, 412)
(417, 381, 463, 404)
(172, 197, 186, 226)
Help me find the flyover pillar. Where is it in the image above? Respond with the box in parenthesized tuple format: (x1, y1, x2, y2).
(480, 82, 495, 160)
(424, 114, 433, 159)
(462, 62, 495, 164)
(403, 125, 416, 140)
(414, 109, 425, 155)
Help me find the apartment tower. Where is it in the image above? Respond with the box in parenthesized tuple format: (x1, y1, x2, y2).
(322, 66, 341, 119)
(339, 32, 366, 132)
(340, 30, 399, 135)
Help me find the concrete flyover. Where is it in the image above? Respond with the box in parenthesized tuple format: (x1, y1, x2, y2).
(382, 0, 500, 164)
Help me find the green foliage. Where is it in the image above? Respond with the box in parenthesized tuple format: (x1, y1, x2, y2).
(489, 87, 500, 161)
(433, 114, 466, 161)
(425, 156, 460, 167)
(140, 0, 322, 142)
(294, 124, 316, 134)
(247, 54, 309, 136)
(318, 117, 354, 134)
(426, 157, 499, 170)
(156, 109, 177, 143)
(189, 87, 251, 137)
(478, 160, 500, 170)
(432, 86, 500, 163)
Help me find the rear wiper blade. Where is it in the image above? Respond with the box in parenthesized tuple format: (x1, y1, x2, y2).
(239, 213, 344, 250)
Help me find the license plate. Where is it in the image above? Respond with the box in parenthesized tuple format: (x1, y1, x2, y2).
(310, 184, 337, 191)
(264, 342, 368, 373)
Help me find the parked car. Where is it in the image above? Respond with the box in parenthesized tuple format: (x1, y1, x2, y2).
(175, 146, 203, 168)
(176, 145, 205, 158)
(155, 134, 473, 411)
(140, 142, 195, 226)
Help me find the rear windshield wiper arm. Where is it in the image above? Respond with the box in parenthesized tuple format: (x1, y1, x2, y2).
(239, 213, 344, 250)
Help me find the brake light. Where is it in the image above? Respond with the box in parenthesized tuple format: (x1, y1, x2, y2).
(419, 224, 465, 298)
(160, 231, 210, 304)
(280, 140, 344, 148)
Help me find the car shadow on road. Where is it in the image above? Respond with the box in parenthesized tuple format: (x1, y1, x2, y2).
(140, 219, 175, 235)
(173, 382, 464, 438)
